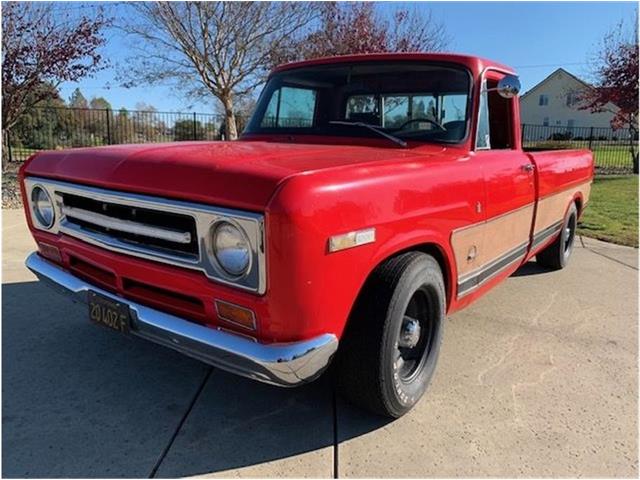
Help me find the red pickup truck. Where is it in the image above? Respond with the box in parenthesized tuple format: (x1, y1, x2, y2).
(21, 53, 593, 418)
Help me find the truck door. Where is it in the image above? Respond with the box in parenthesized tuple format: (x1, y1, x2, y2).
(459, 71, 536, 297)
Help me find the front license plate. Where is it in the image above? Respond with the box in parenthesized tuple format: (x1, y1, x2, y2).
(88, 291, 131, 334)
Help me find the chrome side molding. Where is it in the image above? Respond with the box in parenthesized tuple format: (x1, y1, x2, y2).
(457, 241, 529, 298)
(25, 252, 338, 387)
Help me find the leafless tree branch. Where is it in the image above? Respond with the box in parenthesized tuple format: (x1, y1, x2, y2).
(118, 2, 319, 139)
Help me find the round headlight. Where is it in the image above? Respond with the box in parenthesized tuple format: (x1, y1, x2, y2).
(213, 222, 250, 276)
(31, 186, 54, 229)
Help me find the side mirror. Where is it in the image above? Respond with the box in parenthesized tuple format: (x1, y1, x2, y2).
(495, 75, 521, 98)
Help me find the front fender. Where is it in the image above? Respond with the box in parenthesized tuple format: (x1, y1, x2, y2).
(265, 165, 468, 341)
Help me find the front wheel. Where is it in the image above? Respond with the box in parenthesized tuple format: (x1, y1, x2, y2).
(336, 252, 445, 418)
(537, 202, 578, 270)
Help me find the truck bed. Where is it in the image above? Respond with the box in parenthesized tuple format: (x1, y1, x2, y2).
(525, 148, 593, 199)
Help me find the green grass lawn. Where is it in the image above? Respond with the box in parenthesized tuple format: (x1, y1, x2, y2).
(592, 145, 635, 169)
(578, 175, 638, 247)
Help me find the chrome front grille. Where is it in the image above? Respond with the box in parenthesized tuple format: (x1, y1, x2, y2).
(24, 177, 266, 294)
(60, 192, 198, 257)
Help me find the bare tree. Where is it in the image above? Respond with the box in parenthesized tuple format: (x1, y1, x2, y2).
(2, 2, 109, 132)
(120, 2, 318, 140)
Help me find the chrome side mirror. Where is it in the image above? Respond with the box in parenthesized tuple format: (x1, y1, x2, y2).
(494, 75, 521, 98)
(483, 74, 521, 98)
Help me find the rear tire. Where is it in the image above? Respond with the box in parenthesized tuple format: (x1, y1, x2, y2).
(537, 202, 578, 270)
(336, 252, 445, 418)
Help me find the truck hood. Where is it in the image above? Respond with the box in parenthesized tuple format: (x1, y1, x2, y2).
(23, 141, 438, 211)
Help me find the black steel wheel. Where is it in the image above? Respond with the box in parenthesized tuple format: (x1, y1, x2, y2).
(537, 202, 578, 270)
(336, 251, 445, 418)
(395, 289, 437, 383)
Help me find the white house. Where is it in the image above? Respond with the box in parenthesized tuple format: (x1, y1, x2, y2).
(520, 68, 618, 140)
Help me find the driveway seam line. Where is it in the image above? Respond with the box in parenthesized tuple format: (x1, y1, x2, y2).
(332, 389, 339, 479)
(148, 367, 213, 478)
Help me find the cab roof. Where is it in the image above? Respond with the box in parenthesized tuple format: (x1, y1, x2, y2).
(271, 52, 516, 77)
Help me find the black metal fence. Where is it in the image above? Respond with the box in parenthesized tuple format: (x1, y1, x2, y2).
(3, 108, 638, 175)
(522, 124, 638, 174)
(3, 107, 249, 164)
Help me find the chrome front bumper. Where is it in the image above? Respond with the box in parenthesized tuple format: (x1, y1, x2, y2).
(25, 252, 338, 387)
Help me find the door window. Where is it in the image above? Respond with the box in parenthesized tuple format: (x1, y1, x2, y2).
(260, 86, 317, 128)
(476, 77, 517, 150)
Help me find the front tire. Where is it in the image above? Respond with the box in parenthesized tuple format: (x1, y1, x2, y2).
(336, 252, 445, 418)
(537, 202, 578, 270)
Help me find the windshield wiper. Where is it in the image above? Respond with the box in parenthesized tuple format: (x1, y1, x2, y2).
(329, 121, 407, 148)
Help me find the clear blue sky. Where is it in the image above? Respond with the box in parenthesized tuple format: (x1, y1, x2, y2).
(57, 1, 637, 114)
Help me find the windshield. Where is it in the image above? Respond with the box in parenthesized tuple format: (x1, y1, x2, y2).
(245, 62, 471, 144)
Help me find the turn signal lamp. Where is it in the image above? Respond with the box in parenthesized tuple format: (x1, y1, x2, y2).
(329, 227, 376, 253)
(37, 242, 62, 264)
(214, 299, 256, 331)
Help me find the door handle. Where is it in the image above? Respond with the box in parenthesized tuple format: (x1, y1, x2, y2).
(521, 163, 535, 172)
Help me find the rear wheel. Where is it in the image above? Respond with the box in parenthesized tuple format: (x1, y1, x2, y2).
(336, 252, 445, 418)
(537, 202, 578, 270)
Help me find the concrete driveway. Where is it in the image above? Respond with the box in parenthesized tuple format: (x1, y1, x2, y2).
(2, 208, 638, 478)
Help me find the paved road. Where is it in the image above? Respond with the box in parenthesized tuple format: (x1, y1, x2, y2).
(3, 208, 638, 477)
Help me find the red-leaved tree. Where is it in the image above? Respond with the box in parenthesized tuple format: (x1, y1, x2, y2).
(1, 2, 110, 135)
(580, 18, 639, 172)
(276, 3, 449, 63)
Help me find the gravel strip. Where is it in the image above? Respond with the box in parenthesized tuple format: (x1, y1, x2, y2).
(3, 173, 23, 209)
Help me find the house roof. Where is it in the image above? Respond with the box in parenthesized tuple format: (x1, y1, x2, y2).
(520, 67, 594, 99)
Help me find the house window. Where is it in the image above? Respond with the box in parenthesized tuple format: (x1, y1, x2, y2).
(567, 119, 575, 128)
(566, 92, 579, 107)
(543, 117, 549, 126)
(538, 94, 549, 106)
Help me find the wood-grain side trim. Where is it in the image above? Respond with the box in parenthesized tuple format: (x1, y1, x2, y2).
(457, 241, 529, 297)
(534, 180, 591, 235)
(451, 180, 591, 299)
(451, 202, 533, 285)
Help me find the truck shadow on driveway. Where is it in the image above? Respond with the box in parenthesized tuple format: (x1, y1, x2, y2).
(509, 260, 550, 277)
(2, 281, 389, 478)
